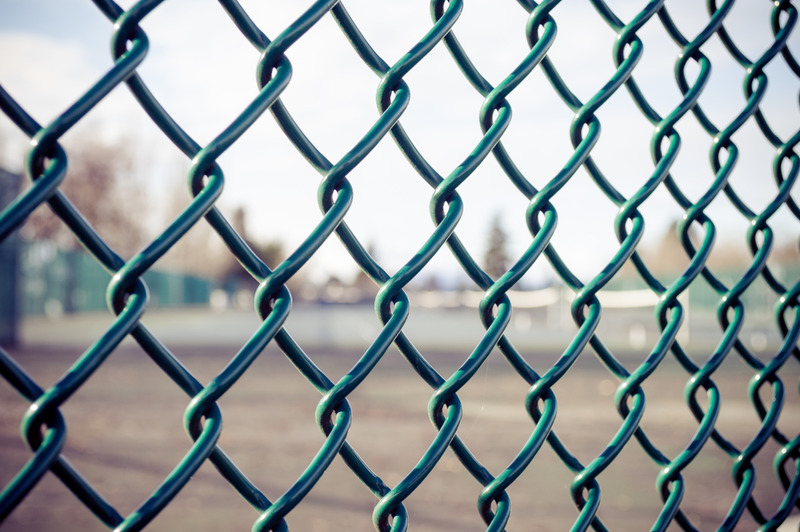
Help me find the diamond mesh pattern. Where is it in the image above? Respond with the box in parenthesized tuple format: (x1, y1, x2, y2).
(0, 1, 799, 530)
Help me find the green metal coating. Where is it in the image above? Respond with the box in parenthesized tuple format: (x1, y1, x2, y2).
(0, 1, 799, 531)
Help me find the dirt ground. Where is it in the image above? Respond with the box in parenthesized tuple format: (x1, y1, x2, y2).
(0, 342, 798, 531)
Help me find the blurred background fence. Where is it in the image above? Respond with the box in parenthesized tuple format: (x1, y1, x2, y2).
(18, 240, 212, 316)
(0, 1, 799, 531)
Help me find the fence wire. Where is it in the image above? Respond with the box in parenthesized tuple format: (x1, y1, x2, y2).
(1, 1, 799, 531)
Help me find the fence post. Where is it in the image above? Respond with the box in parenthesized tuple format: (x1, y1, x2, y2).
(0, 168, 21, 346)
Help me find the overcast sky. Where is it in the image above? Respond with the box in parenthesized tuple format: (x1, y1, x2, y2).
(1, 0, 798, 286)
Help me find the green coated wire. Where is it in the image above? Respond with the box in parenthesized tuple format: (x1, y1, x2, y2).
(0, 1, 798, 531)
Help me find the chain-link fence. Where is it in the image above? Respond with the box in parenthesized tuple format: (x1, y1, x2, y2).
(1, 1, 799, 530)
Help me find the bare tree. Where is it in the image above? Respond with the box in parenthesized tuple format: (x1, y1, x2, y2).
(18, 138, 146, 312)
(21, 138, 145, 256)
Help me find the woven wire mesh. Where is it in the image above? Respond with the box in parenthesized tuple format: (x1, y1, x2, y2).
(1, 1, 799, 530)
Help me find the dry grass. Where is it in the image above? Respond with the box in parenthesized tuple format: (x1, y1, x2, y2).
(1, 343, 798, 531)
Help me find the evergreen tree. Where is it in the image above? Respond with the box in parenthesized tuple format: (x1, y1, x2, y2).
(484, 213, 509, 280)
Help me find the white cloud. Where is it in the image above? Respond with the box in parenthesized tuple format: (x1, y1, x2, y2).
(0, 32, 100, 127)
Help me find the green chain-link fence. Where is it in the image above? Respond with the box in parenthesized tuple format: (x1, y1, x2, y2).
(1, 1, 799, 530)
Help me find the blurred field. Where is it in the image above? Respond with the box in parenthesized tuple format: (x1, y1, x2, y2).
(2, 333, 799, 532)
